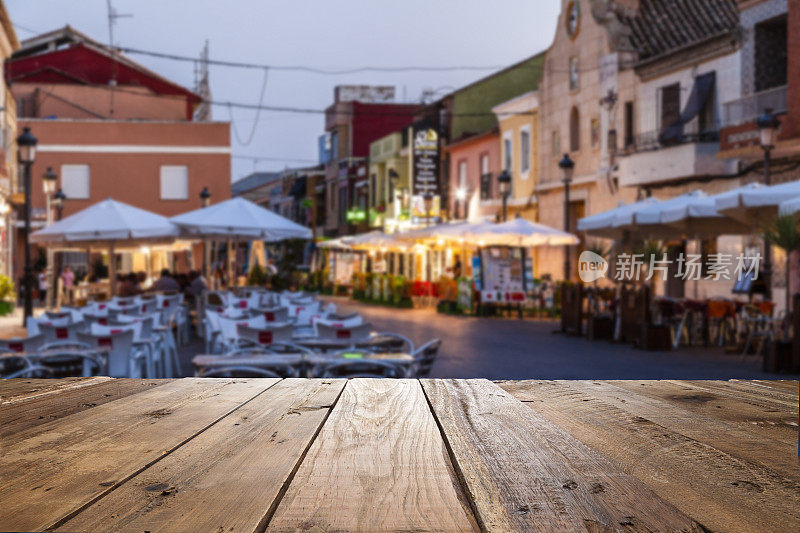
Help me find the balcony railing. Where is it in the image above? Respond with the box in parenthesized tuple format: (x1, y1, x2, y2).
(622, 120, 720, 154)
(722, 85, 787, 127)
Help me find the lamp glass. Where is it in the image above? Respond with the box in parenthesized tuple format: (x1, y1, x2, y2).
(455, 187, 467, 201)
(18, 144, 35, 164)
(760, 126, 777, 149)
(43, 177, 57, 195)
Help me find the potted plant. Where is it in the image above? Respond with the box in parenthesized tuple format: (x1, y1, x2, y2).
(0, 275, 15, 316)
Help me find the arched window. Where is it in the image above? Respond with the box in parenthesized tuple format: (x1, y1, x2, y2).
(569, 106, 580, 152)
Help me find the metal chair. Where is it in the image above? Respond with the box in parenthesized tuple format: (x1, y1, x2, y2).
(257, 306, 289, 323)
(319, 359, 403, 378)
(316, 322, 373, 343)
(411, 339, 442, 378)
(37, 321, 87, 345)
(0, 334, 45, 354)
(77, 329, 144, 378)
(4, 364, 55, 379)
(237, 323, 294, 348)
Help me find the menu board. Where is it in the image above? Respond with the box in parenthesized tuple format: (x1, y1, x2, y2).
(479, 247, 527, 303)
(334, 252, 358, 284)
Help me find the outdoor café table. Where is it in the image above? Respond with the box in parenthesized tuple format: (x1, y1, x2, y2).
(191, 352, 415, 378)
(0, 378, 798, 532)
(1, 347, 109, 376)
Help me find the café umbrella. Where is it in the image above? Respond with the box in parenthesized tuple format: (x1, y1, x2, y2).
(31, 198, 179, 295)
(461, 217, 579, 247)
(576, 197, 661, 239)
(715, 180, 800, 226)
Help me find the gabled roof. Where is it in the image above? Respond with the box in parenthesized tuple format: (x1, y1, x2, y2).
(8, 26, 199, 101)
(231, 172, 283, 196)
(621, 0, 740, 64)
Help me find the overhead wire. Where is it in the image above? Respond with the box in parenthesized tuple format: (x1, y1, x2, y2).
(227, 67, 269, 146)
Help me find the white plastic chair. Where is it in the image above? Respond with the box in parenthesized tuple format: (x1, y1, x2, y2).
(77, 329, 144, 378)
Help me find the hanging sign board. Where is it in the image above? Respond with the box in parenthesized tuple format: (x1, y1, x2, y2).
(411, 121, 440, 224)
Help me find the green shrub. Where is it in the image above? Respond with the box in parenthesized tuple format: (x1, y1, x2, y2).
(247, 263, 268, 286)
(0, 274, 15, 302)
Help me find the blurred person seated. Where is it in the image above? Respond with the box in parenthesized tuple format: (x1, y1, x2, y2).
(117, 272, 141, 297)
(151, 268, 180, 292)
(189, 270, 208, 296)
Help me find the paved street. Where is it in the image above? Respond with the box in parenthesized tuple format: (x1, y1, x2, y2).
(322, 297, 793, 380)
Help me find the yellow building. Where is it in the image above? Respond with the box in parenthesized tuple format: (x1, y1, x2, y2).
(0, 1, 19, 277)
(492, 91, 539, 221)
(367, 131, 410, 233)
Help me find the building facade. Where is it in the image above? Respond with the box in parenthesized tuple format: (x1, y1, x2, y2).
(6, 26, 231, 278)
(442, 129, 500, 222)
(0, 1, 18, 278)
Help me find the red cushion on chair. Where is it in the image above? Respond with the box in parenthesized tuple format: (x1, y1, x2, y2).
(98, 337, 113, 347)
(217, 307, 224, 313)
(8, 342, 23, 352)
(336, 330, 351, 339)
(162, 300, 170, 308)
(258, 331, 273, 345)
(98, 304, 107, 310)
(99, 318, 108, 325)
(264, 312, 275, 322)
(56, 327, 68, 339)
(238, 300, 248, 309)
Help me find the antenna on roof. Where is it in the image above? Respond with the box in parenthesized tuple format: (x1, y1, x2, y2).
(194, 40, 212, 121)
(106, 0, 132, 117)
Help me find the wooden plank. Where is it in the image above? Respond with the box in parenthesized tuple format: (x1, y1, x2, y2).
(0, 376, 113, 404)
(0, 379, 171, 446)
(749, 379, 799, 394)
(604, 380, 798, 445)
(422, 379, 697, 532)
(669, 379, 799, 410)
(268, 379, 478, 532)
(0, 377, 277, 532)
(58, 378, 345, 533)
(500, 380, 800, 533)
(533, 380, 800, 481)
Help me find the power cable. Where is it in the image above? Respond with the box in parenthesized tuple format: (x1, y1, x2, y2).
(227, 67, 269, 146)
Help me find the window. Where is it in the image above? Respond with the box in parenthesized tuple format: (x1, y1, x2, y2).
(159, 165, 188, 200)
(479, 153, 492, 200)
(569, 56, 579, 90)
(552, 130, 560, 156)
(660, 83, 681, 131)
(520, 127, 531, 175)
(457, 160, 467, 190)
(330, 131, 339, 161)
(503, 133, 513, 171)
(590, 118, 600, 148)
(754, 15, 787, 92)
(624, 101, 634, 148)
(370, 173, 377, 207)
(61, 164, 90, 199)
(569, 106, 580, 152)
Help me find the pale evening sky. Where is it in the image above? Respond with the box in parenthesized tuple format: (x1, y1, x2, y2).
(8, 1, 560, 182)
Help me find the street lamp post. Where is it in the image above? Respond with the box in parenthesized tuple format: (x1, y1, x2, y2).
(52, 188, 66, 303)
(757, 108, 780, 301)
(42, 167, 57, 309)
(497, 170, 511, 222)
(17, 127, 38, 323)
(388, 169, 399, 220)
(558, 154, 575, 281)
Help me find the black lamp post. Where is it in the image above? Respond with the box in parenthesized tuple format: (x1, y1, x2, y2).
(497, 169, 511, 222)
(558, 153, 575, 281)
(42, 166, 58, 308)
(17, 127, 37, 322)
(200, 186, 212, 208)
(388, 169, 399, 218)
(757, 109, 780, 300)
(53, 188, 66, 221)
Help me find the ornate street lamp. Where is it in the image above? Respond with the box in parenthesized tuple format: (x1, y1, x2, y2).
(559, 153, 575, 281)
(200, 186, 212, 208)
(17, 127, 37, 322)
(53, 188, 66, 220)
(757, 108, 780, 300)
(497, 170, 511, 222)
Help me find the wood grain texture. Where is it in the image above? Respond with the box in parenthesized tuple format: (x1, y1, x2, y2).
(58, 378, 345, 533)
(0, 379, 170, 446)
(606, 380, 798, 445)
(0, 377, 113, 404)
(0, 378, 277, 532)
(499, 380, 800, 533)
(422, 379, 698, 532)
(268, 379, 478, 532)
(530, 380, 800, 482)
(749, 379, 799, 394)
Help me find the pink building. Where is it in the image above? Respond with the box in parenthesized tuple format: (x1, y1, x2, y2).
(443, 129, 500, 221)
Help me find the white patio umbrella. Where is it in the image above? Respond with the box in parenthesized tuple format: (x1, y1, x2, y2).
(171, 197, 311, 284)
(715, 180, 800, 225)
(779, 195, 800, 215)
(462, 217, 579, 247)
(170, 196, 312, 240)
(31, 198, 179, 295)
(577, 198, 661, 239)
(659, 187, 753, 236)
(349, 231, 411, 251)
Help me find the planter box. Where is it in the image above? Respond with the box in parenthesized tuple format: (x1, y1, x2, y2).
(642, 324, 672, 351)
(587, 315, 614, 341)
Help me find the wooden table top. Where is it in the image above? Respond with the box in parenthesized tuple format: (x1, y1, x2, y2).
(0, 378, 797, 532)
